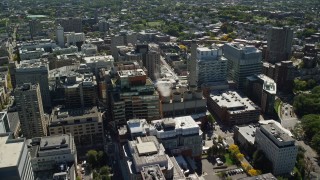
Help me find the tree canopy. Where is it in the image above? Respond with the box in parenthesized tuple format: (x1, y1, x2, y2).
(293, 86, 320, 116)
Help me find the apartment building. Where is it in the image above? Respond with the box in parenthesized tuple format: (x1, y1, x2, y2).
(14, 83, 47, 139)
(15, 59, 51, 109)
(266, 27, 293, 64)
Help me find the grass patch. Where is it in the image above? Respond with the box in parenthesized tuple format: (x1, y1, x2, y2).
(274, 98, 282, 114)
(224, 153, 234, 166)
(147, 21, 163, 27)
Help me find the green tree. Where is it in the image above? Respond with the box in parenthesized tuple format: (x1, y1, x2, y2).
(87, 150, 98, 168)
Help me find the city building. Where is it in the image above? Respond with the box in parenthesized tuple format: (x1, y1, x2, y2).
(29, 19, 40, 39)
(7, 112, 21, 138)
(0, 111, 9, 134)
(83, 55, 114, 75)
(81, 43, 98, 56)
(144, 50, 160, 80)
(207, 90, 260, 125)
(121, 136, 185, 180)
(65, 32, 85, 47)
(0, 133, 34, 180)
(239, 173, 276, 180)
(52, 46, 78, 55)
(158, 83, 207, 118)
(28, 134, 77, 172)
(14, 83, 47, 139)
(233, 125, 256, 154)
(49, 106, 104, 147)
(223, 43, 262, 90)
(245, 74, 277, 115)
(19, 47, 45, 60)
(56, 25, 65, 48)
(195, 46, 228, 86)
(108, 69, 160, 128)
(126, 116, 203, 158)
(15, 59, 51, 109)
(53, 71, 97, 108)
(98, 19, 109, 32)
(266, 27, 293, 64)
(56, 17, 82, 33)
(255, 122, 298, 175)
(111, 32, 137, 61)
(263, 61, 294, 92)
(188, 41, 198, 86)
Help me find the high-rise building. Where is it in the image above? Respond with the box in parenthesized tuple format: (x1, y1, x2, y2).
(15, 60, 51, 109)
(0, 133, 34, 180)
(53, 71, 97, 108)
(245, 74, 276, 115)
(108, 69, 160, 128)
(56, 25, 65, 48)
(56, 17, 82, 33)
(14, 83, 47, 139)
(188, 40, 198, 86)
(255, 123, 298, 175)
(224, 43, 262, 90)
(266, 27, 293, 64)
(195, 46, 227, 86)
(144, 50, 160, 80)
(29, 19, 40, 39)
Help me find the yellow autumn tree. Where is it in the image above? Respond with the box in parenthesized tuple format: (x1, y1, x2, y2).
(248, 169, 259, 176)
(236, 153, 244, 161)
(229, 144, 240, 155)
(241, 162, 251, 172)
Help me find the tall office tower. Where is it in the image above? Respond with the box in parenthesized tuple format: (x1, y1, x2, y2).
(29, 19, 40, 39)
(110, 32, 137, 61)
(56, 25, 65, 48)
(196, 46, 228, 86)
(56, 17, 83, 33)
(15, 60, 51, 109)
(188, 40, 198, 87)
(98, 19, 109, 33)
(224, 43, 262, 90)
(14, 83, 47, 139)
(144, 50, 160, 80)
(0, 133, 34, 180)
(255, 123, 298, 175)
(266, 27, 293, 64)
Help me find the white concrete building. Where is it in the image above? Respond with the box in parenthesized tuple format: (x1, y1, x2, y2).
(196, 46, 227, 86)
(255, 123, 298, 175)
(0, 133, 34, 180)
(19, 47, 45, 60)
(56, 25, 64, 48)
(65, 32, 85, 47)
(28, 134, 77, 171)
(81, 43, 98, 56)
(127, 116, 203, 158)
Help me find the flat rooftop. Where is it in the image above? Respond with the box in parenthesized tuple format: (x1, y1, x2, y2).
(210, 91, 260, 113)
(39, 134, 70, 150)
(0, 135, 24, 168)
(51, 106, 100, 122)
(261, 123, 294, 143)
(136, 141, 158, 155)
(236, 125, 256, 144)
